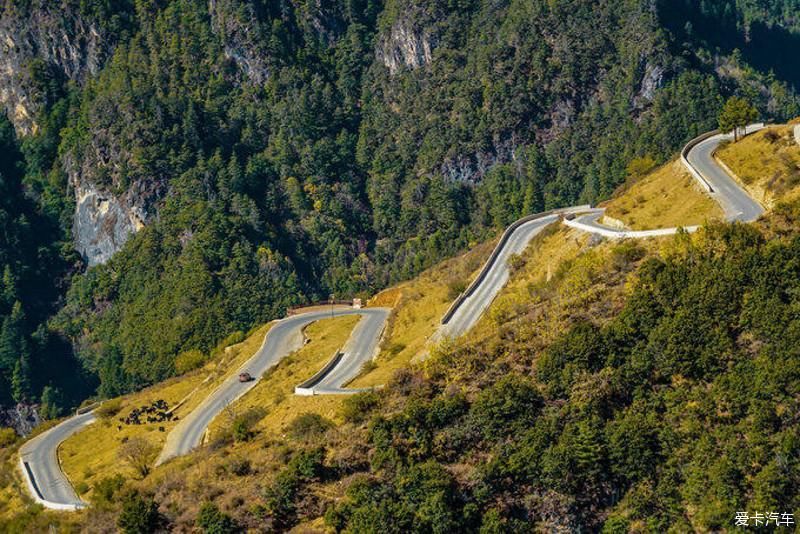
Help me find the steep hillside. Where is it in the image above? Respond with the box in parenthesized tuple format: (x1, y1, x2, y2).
(12, 210, 800, 532)
(2, 0, 800, 488)
(603, 159, 723, 229)
(716, 124, 800, 207)
(0, 141, 740, 531)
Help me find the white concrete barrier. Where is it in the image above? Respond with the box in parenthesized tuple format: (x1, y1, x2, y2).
(294, 350, 344, 396)
(18, 458, 87, 511)
(562, 209, 699, 239)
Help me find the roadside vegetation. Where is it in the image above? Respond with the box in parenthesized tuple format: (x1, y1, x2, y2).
(350, 238, 496, 388)
(53, 204, 800, 533)
(604, 159, 723, 229)
(716, 125, 800, 207)
(206, 314, 360, 441)
(49, 324, 274, 501)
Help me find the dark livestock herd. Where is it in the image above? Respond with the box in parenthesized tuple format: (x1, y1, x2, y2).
(118, 399, 177, 431)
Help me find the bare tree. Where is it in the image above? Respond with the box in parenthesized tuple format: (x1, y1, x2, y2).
(118, 437, 158, 478)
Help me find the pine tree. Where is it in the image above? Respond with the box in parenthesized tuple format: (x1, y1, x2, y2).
(1, 265, 17, 308)
(0, 301, 25, 377)
(718, 96, 759, 141)
(40, 385, 63, 419)
(12, 351, 32, 403)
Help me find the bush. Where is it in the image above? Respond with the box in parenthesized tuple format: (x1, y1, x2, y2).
(175, 349, 206, 374)
(287, 413, 334, 441)
(507, 253, 526, 274)
(91, 474, 126, 508)
(262, 447, 327, 529)
(0, 427, 16, 448)
(626, 156, 657, 178)
(196, 502, 238, 533)
(96, 399, 123, 419)
(611, 241, 645, 271)
(226, 457, 252, 476)
(341, 391, 381, 424)
(469, 374, 543, 440)
(118, 492, 161, 534)
(446, 279, 467, 300)
(230, 407, 266, 443)
(117, 437, 158, 478)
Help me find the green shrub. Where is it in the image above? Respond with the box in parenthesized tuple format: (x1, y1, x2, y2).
(91, 474, 126, 508)
(96, 399, 123, 419)
(625, 156, 657, 178)
(118, 492, 161, 534)
(469, 374, 543, 440)
(447, 279, 467, 300)
(175, 349, 206, 374)
(287, 413, 334, 441)
(0, 427, 16, 448)
(231, 407, 266, 443)
(196, 502, 238, 534)
(341, 391, 380, 424)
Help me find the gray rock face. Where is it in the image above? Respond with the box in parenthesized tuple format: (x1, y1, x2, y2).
(633, 62, 664, 109)
(0, 403, 41, 437)
(376, 8, 438, 75)
(0, 3, 112, 135)
(0, 3, 139, 266)
(208, 0, 270, 84)
(72, 180, 145, 267)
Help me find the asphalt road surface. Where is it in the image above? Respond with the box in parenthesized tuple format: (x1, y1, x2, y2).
(157, 307, 389, 464)
(437, 214, 560, 340)
(309, 308, 389, 394)
(18, 411, 96, 510)
(687, 132, 765, 222)
(17, 126, 768, 510)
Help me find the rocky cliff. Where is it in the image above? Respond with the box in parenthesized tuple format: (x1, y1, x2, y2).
(208, 0, 271, 84)
(0, 2, 143, 266)
(0, 2, 113, 135)
(376, 3, 439, 75)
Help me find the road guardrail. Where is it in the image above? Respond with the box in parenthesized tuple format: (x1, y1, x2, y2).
(440, 206, 590, 324)
(294, 350, 344, 396)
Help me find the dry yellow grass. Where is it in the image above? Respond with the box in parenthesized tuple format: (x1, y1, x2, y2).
(348, 238, 496, 387)
(715, 125, 800, 207)
(58, 323, 275, 499)
(604, 159, 722, 229)
(454, 218, 693, 365)
(59, 373, 211, 495)
(208, 315, 360, 439)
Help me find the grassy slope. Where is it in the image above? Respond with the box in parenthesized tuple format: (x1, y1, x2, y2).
(1, 142, 758, 527)
(348, 238, 496, 387)
(603, 159, 722, 229)
(57, 322, 275, 500)
(207, 314, 360, 439)
(715, 124, 800, 208)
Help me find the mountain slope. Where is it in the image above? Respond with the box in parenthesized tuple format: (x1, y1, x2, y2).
(1, 0, 800, 478)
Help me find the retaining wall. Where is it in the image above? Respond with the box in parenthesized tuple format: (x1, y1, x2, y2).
(440, 206, 590, 325)
(294, 350, 344, 396)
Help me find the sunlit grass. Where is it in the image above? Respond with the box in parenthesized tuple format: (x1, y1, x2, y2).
(604, 159, 722, 229)
(716, 124, 800, 207)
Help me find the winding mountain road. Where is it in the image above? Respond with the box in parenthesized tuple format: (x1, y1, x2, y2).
(686, 131, 765, 222)
(302, 308, 389, 394)
(156, 307, 389, 464)
(437, 126, 765, 338)
(18, 411, 95, 510)
(17, 125, 767, 510)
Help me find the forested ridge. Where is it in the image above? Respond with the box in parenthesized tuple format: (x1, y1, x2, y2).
(0, 0, 799, 416)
